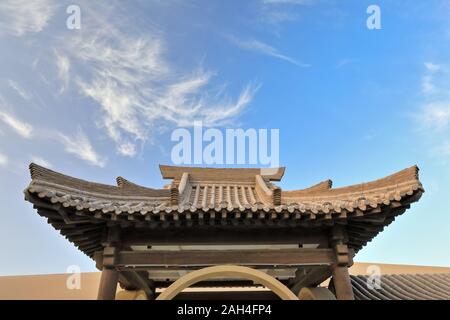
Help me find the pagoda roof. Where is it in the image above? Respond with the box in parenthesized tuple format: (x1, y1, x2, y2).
(24, 164, 424, 258)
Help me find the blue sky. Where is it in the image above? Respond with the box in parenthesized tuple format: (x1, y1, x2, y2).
(1, 0, 450, 275)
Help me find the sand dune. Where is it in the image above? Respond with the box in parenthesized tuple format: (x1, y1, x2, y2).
(1, 262, 449, 300)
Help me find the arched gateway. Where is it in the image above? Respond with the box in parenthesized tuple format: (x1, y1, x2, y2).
(156, 265, 298, 300)
(24, 164, 423, 300)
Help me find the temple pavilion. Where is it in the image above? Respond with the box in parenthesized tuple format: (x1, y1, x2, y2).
(24, 164, 424, 300)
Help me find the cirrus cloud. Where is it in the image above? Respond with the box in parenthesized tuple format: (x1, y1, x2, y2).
(227, 35, 310, 67)
(58, 128, 106, 167)
(63, 10, 259, 157)
(0, 0, 58, 36)
(0, 153, 8, 167)
(0, 110, 33, 138)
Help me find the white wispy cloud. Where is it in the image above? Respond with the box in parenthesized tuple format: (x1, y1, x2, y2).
(262, 11, 298, 24)
(433, 140, 450, 157)
(259, 0, 311, 25)
(0, 110, 33, 138)
(1, 2, 258, 161)
(414, 61, 450, 162)
(417, 102, 450, 132)
(54, 51, 70, 94)
(117, 142, 137, 157)
(336, 59, 353, 69)
(8, 80, 31, 100)
(60, 9, 258, 157)
(58, 128, 106, 167)
(30, 155, 52, 168)
(0, 153, 8, 167)
(416, 62, 450, 131)
(422, 75, 436, 94)
(425, 62, 442, 72)
(200, 84, 261, 125)
(227, 36, 309, 67)
(0, 0, 57, 36)
(422, 62, 443, 94)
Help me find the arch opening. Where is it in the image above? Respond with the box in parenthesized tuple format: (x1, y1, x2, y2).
(156, 265, 298, 300)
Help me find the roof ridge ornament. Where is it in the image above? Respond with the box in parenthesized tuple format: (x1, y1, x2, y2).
(159, 165, 286, 182)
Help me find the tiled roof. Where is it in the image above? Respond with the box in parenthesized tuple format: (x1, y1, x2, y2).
(27, 164, 422, 214)
(24, 164, 424, 257)
(351, 274, 450, 300)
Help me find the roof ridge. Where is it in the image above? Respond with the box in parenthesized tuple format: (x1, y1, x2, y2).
(117, 176, 153, 190)
(282, 165, 422, 199)
(159, 165, 286, 182)
(28, 163, 170, 198)
(282, 179, 332, 197)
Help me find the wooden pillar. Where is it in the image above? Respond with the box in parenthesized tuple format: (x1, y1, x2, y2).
(329, 225, 354, 300)
(98, 267, 119, 300)
(96, 226, 121, 300)
(331, 264, 354, 300)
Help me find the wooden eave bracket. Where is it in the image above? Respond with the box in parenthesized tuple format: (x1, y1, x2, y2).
(334, 244, 353, 267)
(95, 246, 118, 269)
(103, 246, 118, 268)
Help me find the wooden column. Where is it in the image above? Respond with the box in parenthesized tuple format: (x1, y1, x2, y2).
(331, 265, 353, 300)
(98, 267, 119, 300)
(96, 226, 121, 300)
(329, 225, 354, 300)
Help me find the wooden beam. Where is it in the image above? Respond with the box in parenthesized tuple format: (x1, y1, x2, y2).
(171, 290, 280, 300)
(116, 248, 335, 268)
(121, 227, 329, 247)
(152, 279, 280, 288)
(290, 266, 331, 295)
(120, 271, 155, 300)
